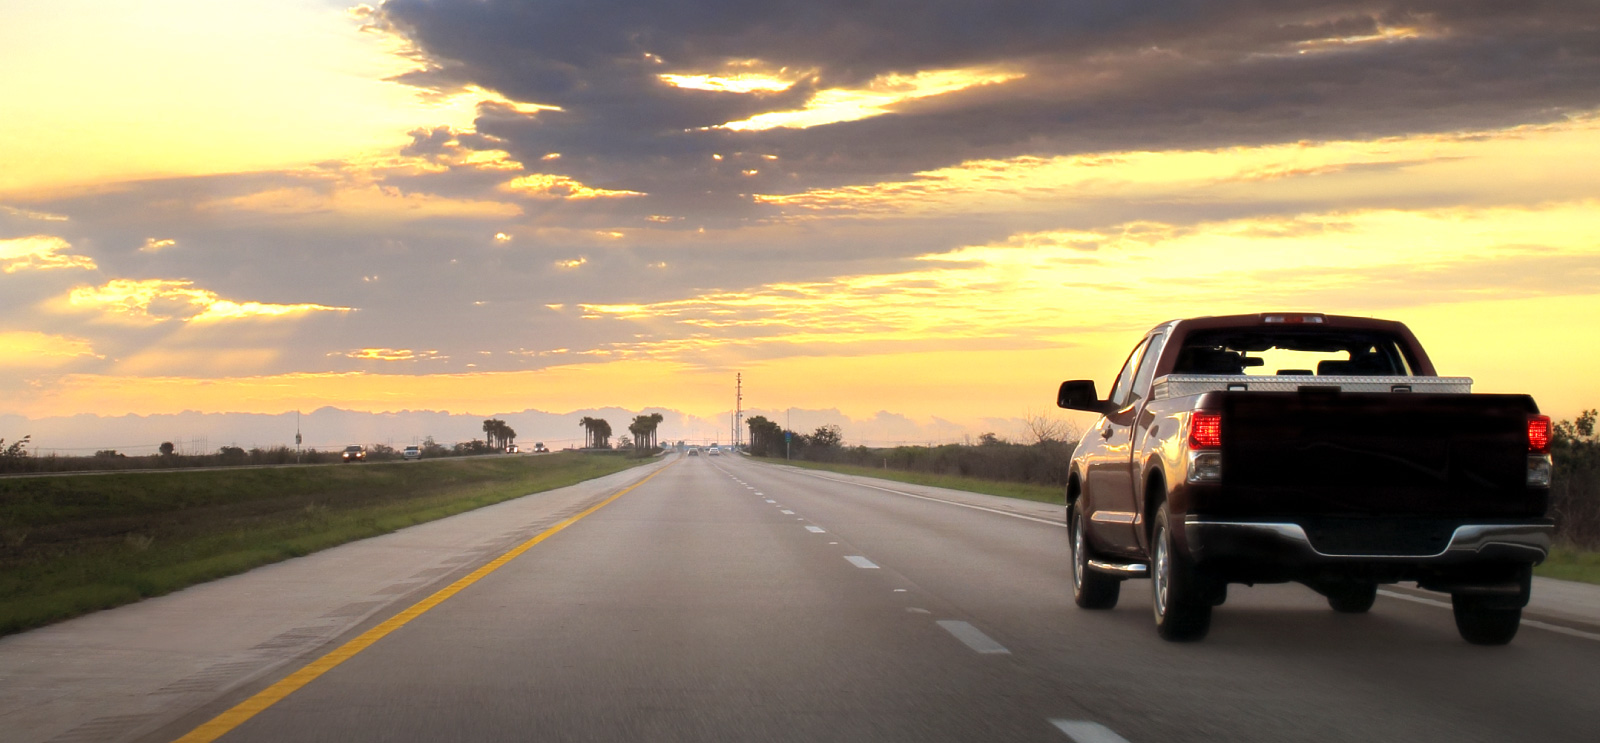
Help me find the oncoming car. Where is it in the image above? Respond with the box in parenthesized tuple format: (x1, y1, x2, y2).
(402, 445, 421, 460)
(341, 445, 367, 463)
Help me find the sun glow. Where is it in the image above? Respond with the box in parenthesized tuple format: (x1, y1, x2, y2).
(65, 279, 352, 323)
(501, 174, 645, 200)
(659, 73, 794, 94)
(714, 66, 1023, 131)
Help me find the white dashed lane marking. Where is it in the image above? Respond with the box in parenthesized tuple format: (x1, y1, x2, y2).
(844, 556, 879, 569)
(1051, 719, 1131, 743)
(936, 620, 1010, 655)
(805, 526, 826, 533)
(781, 510, 795, 515)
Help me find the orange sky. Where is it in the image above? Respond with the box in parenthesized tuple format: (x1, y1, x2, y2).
(2, 1, 1598, 444)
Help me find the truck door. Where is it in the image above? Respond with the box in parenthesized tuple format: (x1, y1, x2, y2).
(1125, 333, 1167, 552)
(1084, 336, 1150, 555)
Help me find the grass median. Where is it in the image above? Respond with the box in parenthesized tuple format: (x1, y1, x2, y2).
(755, 456, 1065, 505)
(0, 452, 651, 635)
(1535, 546, 1600, 585)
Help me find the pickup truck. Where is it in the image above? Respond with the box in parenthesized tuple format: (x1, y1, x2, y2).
(1057, 313, 1553, 644)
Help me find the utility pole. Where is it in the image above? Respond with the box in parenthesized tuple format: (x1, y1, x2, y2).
(295, 411, 302, 464)
(734, 372, 743, 450)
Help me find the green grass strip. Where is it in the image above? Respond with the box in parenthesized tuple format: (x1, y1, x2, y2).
(0, 453, 650, 635)
(756, 456, 1064, 505)
(1535, 545, 1600, 586)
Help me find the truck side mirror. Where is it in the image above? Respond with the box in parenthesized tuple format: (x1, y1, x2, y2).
(1057, 380, 1111, 413)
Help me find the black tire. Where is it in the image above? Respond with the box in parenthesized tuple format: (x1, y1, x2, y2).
(1326, 583, 1379, 614)
(1452, 596, 1522, 645)
(1070, 505, 1121, 609)
(1151, 503, 1212, 642)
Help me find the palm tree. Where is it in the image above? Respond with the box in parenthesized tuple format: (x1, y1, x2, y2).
(594, 419, 612, 448)
(629, 416, 648, 450)
(579, 416, 596, 448)
(646, 412, 664, 448)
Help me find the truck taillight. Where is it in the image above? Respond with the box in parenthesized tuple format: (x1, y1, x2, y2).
(1188, 412, 1222, 449)
(1527, 415, 1552, 454)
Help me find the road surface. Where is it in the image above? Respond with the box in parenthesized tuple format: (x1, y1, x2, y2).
(5, 453, 1598, 742)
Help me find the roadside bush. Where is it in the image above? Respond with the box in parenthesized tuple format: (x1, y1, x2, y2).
(1552, 410, 1600, 548)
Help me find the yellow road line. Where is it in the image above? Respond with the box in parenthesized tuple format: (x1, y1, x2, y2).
(173, 460, 675, 743)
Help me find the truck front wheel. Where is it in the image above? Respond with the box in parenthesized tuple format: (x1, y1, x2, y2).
(1152, 503, 1212, 641)
(1070, 504, 1121, 609)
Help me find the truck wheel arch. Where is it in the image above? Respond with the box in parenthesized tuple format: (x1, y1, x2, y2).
(1143, 469, 1167, 544)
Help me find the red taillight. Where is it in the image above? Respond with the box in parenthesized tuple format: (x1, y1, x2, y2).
(1189, 411, 1222, 449)
(1528, 414, 1552, 454)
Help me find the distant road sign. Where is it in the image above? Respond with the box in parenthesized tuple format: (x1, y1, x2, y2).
(785, 431, 792, 441)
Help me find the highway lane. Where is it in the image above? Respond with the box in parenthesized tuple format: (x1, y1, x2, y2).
(150, 453, 1600, 743)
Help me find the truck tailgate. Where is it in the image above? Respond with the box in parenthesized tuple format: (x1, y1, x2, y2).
(1216, 391, 1540, 521)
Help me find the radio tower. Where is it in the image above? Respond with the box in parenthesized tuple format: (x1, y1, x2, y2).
(734, 373, 744, 450)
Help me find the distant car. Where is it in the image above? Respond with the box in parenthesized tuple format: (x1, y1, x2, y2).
(341, 445, 367, 462)
(533, 442, 547, 453)
(506, 445, 520, 454)
(402, 445, 421, 460)
(688, 448, 699, 456)
(708, 447, 721, 456)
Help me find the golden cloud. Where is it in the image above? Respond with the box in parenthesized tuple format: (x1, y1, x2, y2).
(205, 183, 522, 220)
(755, 115, 1600, 217)
(0, 235, 97, 273)
(500, 174, 645, 200)
(339, 347, 446, 362)
(0, 331, 101, 368)
(659, 73, 794, 94)
(579, 201, 1600, 360)
(714, 66, 1023, 131)
(65, 278, 352, 323)
(140, 237, 177, 252)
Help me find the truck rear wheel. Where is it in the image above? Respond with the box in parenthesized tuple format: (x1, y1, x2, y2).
(1452, 597, 1521, 645)
(1070, 505, 1121, 609)
(1152, 503, 1211, 641)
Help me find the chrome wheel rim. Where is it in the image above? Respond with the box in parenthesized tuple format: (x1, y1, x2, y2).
(1154, 524, 1170, 616)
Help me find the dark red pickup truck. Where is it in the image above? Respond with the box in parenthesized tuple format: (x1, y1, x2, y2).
(1057, 313, 1553, 644)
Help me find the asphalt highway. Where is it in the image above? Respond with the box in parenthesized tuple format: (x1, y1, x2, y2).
(105, 453, 1596, 743)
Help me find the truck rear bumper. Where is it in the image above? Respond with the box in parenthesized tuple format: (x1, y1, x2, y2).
(1183, 517, 1553, 565)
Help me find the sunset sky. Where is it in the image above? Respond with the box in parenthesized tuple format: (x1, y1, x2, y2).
(3, 0, 1598, 447)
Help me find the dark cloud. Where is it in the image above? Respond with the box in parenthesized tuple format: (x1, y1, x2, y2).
(376, 0, 1600, 207)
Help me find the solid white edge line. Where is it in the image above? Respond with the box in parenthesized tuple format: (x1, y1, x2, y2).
(791, 470, 1064, 527)
(935, 620, 1010, 654)
(844, 555, 879, 569)
(1050, 719, 1132, 743)
(1377, 590, 1600, 642)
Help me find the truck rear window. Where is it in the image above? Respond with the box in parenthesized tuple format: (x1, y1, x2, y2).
(1172, 329, 1416, 377)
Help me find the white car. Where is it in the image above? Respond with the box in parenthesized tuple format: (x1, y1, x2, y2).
(402, 445, 421, 460)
